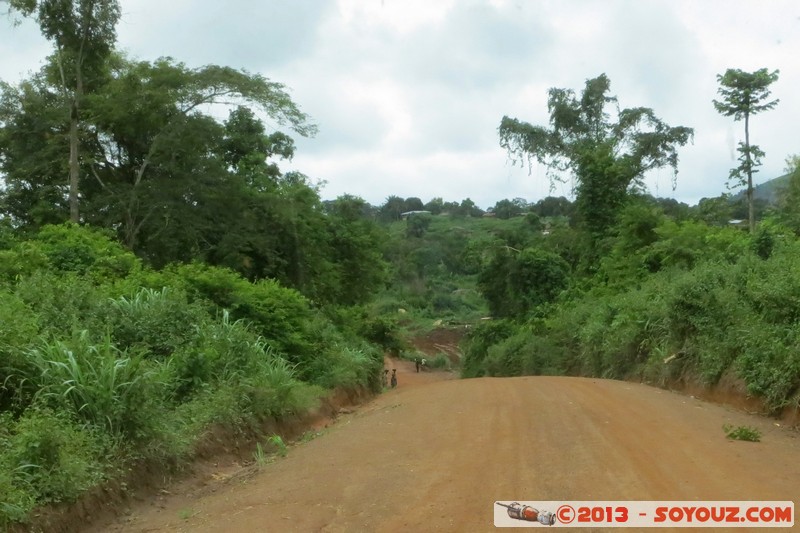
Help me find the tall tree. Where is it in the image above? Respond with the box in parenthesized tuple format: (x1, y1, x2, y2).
(378, 195, 405, 222)
(478, 247, 570, 318)
(713, 68, 780, 233)
(1, 55, 319, 287)
(7, 0, 121, 222)
(0, 71, 71, 229)
(82, 56, 316, 250)
(499, 74, 693, 241)
(325, 195, 388, 304)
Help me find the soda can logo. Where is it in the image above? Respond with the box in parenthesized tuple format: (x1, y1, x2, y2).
(495, 502, 557, 526)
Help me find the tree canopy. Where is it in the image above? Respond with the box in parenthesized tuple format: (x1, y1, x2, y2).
(499, 74, 693, 239)
(713, 67, 780, 233)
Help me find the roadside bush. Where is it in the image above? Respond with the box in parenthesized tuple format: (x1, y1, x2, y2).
(428, 353, 452, 370)
(0, 291, 39, 412)
(461, 320, 518, 378)
(21, 332, 169, 443)
(358, 315, 405, 355)
(0, 241, 49, 284)
(243, 357, 323, 419)
(153, 263, 312, 360)
(1, 408, 105, 516)
(33, 224, 140, 282)
(302, 344, 383, 392)
(163, 356, 323, 449)
(737, 252, 800, 324)
(665, 264, 728, 341)
(13, 272, 105, 338)
(170, 312, 282, 400)
(483, 329, 565, 377)
(104, 287, 207, 358)
(736, 323, 800, 413)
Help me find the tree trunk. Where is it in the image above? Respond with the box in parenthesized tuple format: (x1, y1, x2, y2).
(68, 64, 84, 223)
(69, 103, 80, 222)
(745, 112, 754, 234)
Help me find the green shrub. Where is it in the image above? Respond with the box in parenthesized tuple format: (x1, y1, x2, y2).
(105, 287, 207, 358)
(481, 327, 566, 377)
(428, 353, 452, 370)
(22, 332, 169, 442)
(156, 263, 312, 360)
(0, 412, 37, 527)
(735, 323, 800, 412)
(358, 315, 405, 355)
(723, 424, 761, 442)
(0, 291, 40, 412)
(14, 271, 105, 338)
(1, 408, 105, 508)
(0, 241, 49, 284)
(243, 358, 323, 418)
(33, 223, 140, 281)
(303, 344, 383, 391)
(164, 356, 322, 447)
(478, 247, 570, 318)
(461, 320, 518, 378)
(752, 227, 775, 259)
(737, 253, 800, 324)
(169, 312, 270, 399)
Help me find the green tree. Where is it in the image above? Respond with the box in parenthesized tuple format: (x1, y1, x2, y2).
(1, 56, 316, 256)
(405, 213, 432, 238)
(776, 155, 800, 234)
(499, 74, 693, 242)
(492, 199, 522, 219)
(0, 71, 71, 229)
(378, 195, 405, 222)
(441, 200, 460, 215)
(478, 246, 569, 318)
(423, 197, 444, 215)
(531, 196, 574, 218)
(403, 197, 424, 212)
(7, 0, 122, 223)
(695, 195, 734, 226)
(85, 57, 316, 250)
(457, 198, 483, 218)
(713, 68, 780, 233)
(324, 195, 388, 305)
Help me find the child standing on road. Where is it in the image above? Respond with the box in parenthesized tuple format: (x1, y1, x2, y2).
(390, 369, 397, 388)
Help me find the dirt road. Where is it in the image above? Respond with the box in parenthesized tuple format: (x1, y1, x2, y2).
(96, 359, 799, 532)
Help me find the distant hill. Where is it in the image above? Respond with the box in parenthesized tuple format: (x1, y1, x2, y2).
(731, 173, 791, 204)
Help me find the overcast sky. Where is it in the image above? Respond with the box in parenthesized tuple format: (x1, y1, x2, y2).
(2, 0, 798, 209)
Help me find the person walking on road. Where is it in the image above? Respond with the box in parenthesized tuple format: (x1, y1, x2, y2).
(415, 358, 420, 373)
(390, 369, 398, 388)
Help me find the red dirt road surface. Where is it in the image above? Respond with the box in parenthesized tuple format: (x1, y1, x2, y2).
(95, 359, 799, 532)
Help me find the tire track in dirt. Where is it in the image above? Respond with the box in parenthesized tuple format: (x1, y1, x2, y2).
(94, 370, 800, 533)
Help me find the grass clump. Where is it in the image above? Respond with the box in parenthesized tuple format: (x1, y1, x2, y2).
(723, 424, 762, 442)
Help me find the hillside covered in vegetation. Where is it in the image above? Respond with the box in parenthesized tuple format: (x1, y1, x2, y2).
(1, 1, 799, 529)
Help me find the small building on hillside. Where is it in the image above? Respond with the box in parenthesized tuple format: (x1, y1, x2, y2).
(728, 219, 748, 230)
(400, 210, 431, 219)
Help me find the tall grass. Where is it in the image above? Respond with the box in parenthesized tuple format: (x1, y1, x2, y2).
(22, 331, 167, 442)
(0, 409, 106, 527)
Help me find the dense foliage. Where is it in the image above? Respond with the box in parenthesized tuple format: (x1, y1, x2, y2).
(0, 8, 795, 526)
(0, 225, 386, 526)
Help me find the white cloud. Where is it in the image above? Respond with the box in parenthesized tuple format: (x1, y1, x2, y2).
(1, 0, 798, 210)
